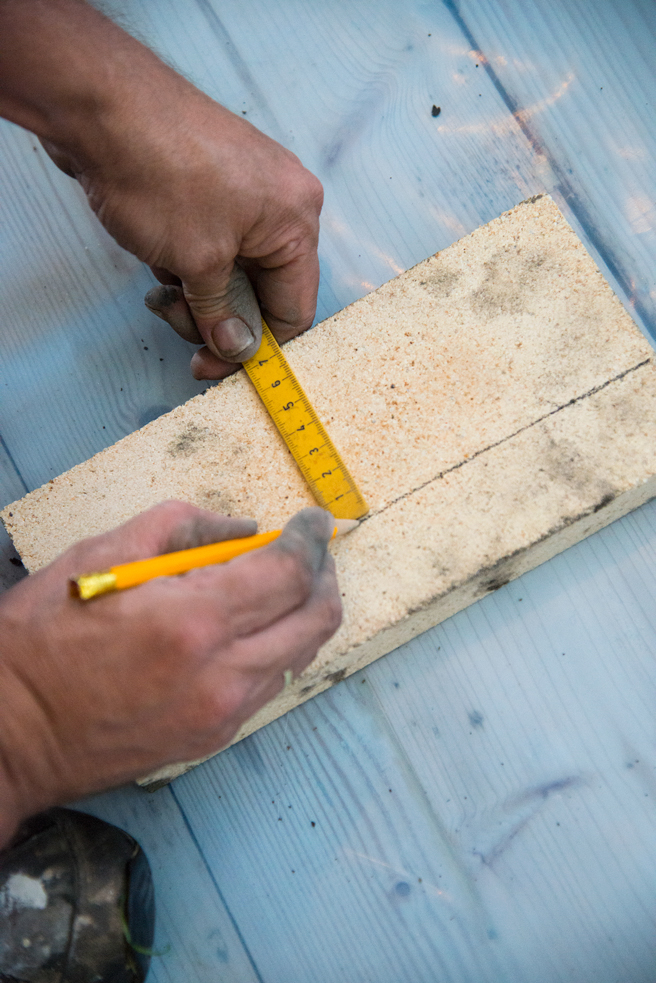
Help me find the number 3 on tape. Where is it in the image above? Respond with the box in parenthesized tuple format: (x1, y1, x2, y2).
(243, 321, 368, 520)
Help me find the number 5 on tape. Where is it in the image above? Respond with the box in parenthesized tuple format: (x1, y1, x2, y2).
(243, 321, 368, 520)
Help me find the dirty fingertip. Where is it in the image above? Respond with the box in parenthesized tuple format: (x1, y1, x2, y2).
(144, 284, 182, 313)
(285, 508, 334, 540)
(145, 285, 203, 344)
(277, 508, 334, 573)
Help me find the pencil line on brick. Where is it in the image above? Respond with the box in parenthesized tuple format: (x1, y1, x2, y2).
(365, 357, 653, 523)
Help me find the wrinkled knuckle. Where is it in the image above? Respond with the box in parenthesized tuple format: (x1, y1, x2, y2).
(276, 167, 322, 232)
(150, 500, 197, 525)
(179, 246, 228, 286)
(307, 175, 324, 214)
(196, 676, 248, 732)
(295, 168, 323, 211)
(163, 617, 211, 663)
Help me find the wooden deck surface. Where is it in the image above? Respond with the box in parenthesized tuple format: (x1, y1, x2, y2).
(2, 1, 656, 980)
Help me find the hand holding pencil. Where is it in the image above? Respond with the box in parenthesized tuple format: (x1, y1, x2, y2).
(71, 517, 358, 600)
(0, 503, 343, 821)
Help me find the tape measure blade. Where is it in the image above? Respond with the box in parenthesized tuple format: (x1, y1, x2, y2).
(244, 322, 368, 520)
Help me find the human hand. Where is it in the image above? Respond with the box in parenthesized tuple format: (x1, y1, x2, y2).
(97, 78, 323, 379)
(138, 106, 324, 381)
(0, 502, 341, 845)
(42, 14, 322, 379)
(0, 0, 322, 379)
(48, 83, 322, 378)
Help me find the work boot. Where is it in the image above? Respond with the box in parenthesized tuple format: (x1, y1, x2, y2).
(0, 808, 154, 982)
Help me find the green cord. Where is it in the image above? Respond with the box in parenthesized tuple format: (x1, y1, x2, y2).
(120, 898, 170, 959)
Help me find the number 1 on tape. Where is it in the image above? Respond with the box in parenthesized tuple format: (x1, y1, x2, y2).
(243, 321, 368, 520)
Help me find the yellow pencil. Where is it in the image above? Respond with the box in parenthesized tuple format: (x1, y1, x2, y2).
(71, 518, 359, 601)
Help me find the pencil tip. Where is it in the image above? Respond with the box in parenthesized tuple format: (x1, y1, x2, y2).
(333, 518, 360, 536)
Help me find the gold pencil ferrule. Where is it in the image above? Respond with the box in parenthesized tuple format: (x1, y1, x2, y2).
(71, 571, 118, 601)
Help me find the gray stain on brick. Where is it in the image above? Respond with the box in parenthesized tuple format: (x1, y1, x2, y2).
(195, 487, 237, 515)
(424, 267, 462, 297)
(168, 425, 210, 458)
(470, 250, 548, 318)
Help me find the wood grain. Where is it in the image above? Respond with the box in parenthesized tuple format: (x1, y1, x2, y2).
(450, 0, 656, 341)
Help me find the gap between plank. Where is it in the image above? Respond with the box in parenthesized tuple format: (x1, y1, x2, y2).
(0, 432, 29, 499)
(168, 784, 266, 983)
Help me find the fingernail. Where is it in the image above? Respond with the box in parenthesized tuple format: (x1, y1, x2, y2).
(144, 284, 181, 314)
(144, 285, 203, 344)
(210, 317, 254, 358)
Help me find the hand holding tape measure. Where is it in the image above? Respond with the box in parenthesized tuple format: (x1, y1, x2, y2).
(146, 265, 366, 519)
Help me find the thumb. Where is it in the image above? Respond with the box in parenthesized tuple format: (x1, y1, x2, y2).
(183, 264, 263, 362)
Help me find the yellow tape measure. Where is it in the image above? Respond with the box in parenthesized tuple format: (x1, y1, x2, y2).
(243, 321, 368, 520)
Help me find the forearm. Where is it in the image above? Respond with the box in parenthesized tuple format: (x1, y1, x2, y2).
(0, 654, 50, 849)
(0, 0, 179, 168)
(0, 688, 27, 850)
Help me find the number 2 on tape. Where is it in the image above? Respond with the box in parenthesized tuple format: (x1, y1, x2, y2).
(243, 321, 368, 520)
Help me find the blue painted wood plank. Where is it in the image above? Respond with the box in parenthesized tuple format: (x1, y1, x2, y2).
(450, 0, 656, 342)
(169, 694, 513, 983)
(75, 784, 262, 983)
